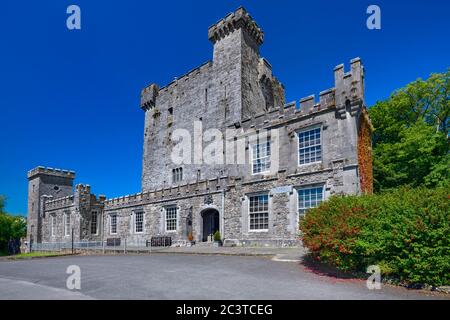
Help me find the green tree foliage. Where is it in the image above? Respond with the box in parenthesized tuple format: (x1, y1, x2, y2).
(301, 187, 450, 286)
(369, 70, 449, 191)
(0, 196, 27, 254)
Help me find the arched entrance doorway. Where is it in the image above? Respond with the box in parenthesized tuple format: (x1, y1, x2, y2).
(201, 209, 220, 242)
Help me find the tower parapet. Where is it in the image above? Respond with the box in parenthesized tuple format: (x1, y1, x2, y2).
(208, 7, 264, 46)
(27, 166, 75, 180)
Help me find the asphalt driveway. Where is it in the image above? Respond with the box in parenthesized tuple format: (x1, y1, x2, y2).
(0, 254, 445, 300)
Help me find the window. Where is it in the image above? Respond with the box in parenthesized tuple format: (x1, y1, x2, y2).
(168, 107, 173, 115)
(251, 141, 271, 174)
(134, 211, 144, 233)
(298, 127, 322, 165)
(298, 185, 324, 217)
(51, 215, 56, 237)
(64, 212, 71, 236)
(110, 214, 117, 235)
(90, 211, 98, 235)
(249, 194, 269, 231)
(172, 167, 183, 183)
(165, 207, 177, 232)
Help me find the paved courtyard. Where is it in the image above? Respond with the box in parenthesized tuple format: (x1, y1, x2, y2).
(0, 254, 446, 300)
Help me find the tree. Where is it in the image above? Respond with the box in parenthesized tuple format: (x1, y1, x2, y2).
(0, 196, 27, 254)
(369, 70, 450, 191)
(0, 196, 5, 215)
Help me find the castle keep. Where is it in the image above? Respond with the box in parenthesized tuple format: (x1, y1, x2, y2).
(27, 7, 373, 247)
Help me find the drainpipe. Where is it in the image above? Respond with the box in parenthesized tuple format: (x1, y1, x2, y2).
(221, 190, 225, 242)
(102, 212, 105, 254)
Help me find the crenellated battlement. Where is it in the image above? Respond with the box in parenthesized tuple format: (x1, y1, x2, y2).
(75, 183, 91, 195)
(334, 57, 365, 118)
(27, 166, 75, 180)
(208, 7, 264, 45)
(244, 58, 362, 125)
(104, 176, 230, 209)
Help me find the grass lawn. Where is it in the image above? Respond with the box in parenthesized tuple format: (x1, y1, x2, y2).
(7, 252, 68, 259)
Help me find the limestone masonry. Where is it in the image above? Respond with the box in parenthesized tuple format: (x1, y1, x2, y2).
(27, 7, 373, 247)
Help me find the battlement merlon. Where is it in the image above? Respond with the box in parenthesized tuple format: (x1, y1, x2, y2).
(333, 57, 365, 117)
(27, 166, 76, 180)
(140, 83, 160, 111)
(208, 7, 264, 46)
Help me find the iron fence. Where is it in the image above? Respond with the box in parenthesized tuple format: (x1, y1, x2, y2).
(30, 236, 175, 254)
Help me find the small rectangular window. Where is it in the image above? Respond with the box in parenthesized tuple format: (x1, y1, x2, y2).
(135, 211, 144, 233)
(110, 214, 117, 235)
(64, 212, 71, 236)
(251, 141, 271, 174)
(172, 167, 183, 183)
(298, 185, 324, 217)
(298, 127, 322, 165)
(165, 207, 177, 232)
(51, 215, 56, 237)
(168, 107, 173, 115)
(90, 211, 98, 235)
(249, 194, 269, 231)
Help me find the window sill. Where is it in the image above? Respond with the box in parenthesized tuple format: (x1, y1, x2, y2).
(298, 161, 322, 167)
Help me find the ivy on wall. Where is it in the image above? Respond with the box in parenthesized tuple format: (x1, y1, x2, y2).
(357, 109, 374, 194)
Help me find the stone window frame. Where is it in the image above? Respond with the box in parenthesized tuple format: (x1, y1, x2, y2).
(165, 206, 178, 233)
(172, 167, 183, 183)
(109, 213, 118, 235)
(297, 125, 323, 166)
(133, 210, 144, 234)
(248, 193, 270, 232)
(50, 214, 56, 237)
(64, 210, 71, 237)
(296, 184, 325, 218)
(250, 140, 271, 175)
(90, 211, 98, 235)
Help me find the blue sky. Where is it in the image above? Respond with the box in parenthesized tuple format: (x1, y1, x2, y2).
(1, 0, 449, 215)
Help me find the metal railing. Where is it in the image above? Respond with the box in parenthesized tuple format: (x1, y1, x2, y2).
(30, 236, 174, 254)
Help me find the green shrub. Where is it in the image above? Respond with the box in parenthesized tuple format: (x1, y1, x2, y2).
(300, 186, 450, 286)
(213, 231, 221, 242)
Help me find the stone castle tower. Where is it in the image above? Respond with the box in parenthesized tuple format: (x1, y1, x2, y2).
(27, 167, 75, 244)
(140, 7, 285, 191)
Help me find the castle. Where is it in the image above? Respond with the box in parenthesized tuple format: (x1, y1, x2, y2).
(27, 7, 373, 247)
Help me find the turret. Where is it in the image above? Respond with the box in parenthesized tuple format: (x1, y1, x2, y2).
(334, 57, 365, 119)
(208, 7, 269, 123)
(27, 166, 75, 243)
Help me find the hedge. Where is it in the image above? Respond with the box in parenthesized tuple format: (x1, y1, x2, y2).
(300, 186, 450, 286)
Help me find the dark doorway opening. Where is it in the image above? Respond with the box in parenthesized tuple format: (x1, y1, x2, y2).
(202, 209, 220, 242)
